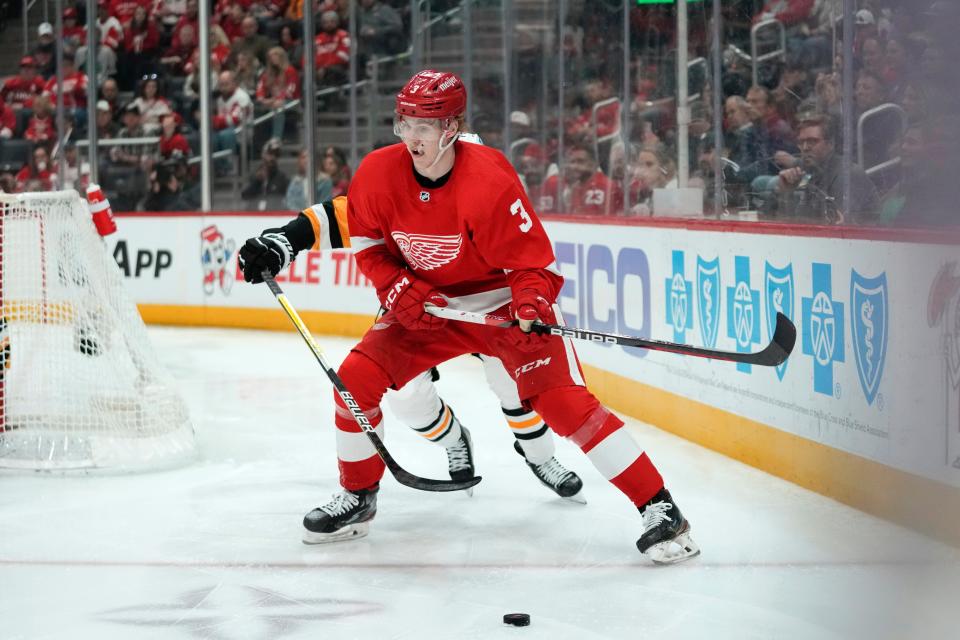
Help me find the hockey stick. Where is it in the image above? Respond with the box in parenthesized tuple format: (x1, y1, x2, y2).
(425, 305, 796, 367)
(261, 271, 481, 493)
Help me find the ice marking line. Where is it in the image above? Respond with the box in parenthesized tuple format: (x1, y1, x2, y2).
(0, 558, 948, 570)
(173, 582, 220, 627)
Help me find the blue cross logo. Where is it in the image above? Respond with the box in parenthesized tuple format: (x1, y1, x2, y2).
(725, 255, 760, 373)
(802, 263, 845, 396)
(664, 250, 693, 344)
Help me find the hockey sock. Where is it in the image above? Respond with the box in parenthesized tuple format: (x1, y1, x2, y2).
(410, 400, 463, 448)
(532, 386, 664, 507)
(578, 410, 663, 507)
(334, 350, 392, 491)
(502, 406, 554, 465)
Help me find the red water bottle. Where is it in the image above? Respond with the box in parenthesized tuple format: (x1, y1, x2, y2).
(86, 184, 117, 236)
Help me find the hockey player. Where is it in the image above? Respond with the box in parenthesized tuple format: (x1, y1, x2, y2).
(244, 70, 698, 564)
(238, 196, 584, 503)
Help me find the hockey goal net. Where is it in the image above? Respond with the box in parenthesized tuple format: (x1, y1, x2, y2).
(0, 190, 194, 470)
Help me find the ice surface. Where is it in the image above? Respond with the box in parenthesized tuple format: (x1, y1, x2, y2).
(1, 326, 957, 639)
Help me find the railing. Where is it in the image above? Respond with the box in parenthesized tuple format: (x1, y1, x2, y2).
(508, 136, 535, 165)
(687, 57, 707, 104)
(858, 103, 908, 176)
(592, 97, 621, 161)
(21, 0, 48, 54)
(75, 136, 160, 147)
(76, 136, 239, 193)
(411, 0, 464, 71)
(750, 19, 786, 87)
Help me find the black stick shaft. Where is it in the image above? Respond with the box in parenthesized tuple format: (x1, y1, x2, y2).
(426, 306, 796, 367)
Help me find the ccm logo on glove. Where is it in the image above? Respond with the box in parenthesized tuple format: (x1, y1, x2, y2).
(383, 273, 448, 330)
(384, 275, 410, 310)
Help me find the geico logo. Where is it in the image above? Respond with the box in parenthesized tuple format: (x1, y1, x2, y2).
(514, 357, 551, 377)
(553, 241, 650, 359)
(385, 276, 409, 308)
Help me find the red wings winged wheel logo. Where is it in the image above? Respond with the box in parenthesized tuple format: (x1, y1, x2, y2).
(391, 231, 462, 271)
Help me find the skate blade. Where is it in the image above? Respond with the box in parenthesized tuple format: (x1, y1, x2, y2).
(645, 532, 700, 565)
(562, 490, 587, 505)
(302, 521, 370, 545)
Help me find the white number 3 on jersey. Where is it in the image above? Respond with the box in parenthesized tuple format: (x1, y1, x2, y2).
(510, 198, 533, 233)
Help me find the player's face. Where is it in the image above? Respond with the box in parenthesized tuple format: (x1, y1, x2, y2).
(395, 115, 455, 169)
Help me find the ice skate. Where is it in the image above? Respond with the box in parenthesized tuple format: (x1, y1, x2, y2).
(446, 425, 476, 496)
(636, 488, 700, 564)
(303, 486, 378, 544)
(513, 441, 586, 503)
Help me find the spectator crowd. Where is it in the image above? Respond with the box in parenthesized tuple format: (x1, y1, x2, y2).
(0, 0, 956, 227)
(498, 0, 958, 226)
(0, 0, 407, 209)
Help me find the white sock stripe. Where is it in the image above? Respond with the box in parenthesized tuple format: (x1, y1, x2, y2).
(336, 423, 385, 462)
(516, 434, 555, 465)
(584, 428, 643, 480)
(387, 370, 443, 428)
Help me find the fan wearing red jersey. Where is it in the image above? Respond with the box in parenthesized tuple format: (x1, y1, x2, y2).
(0, 57, 45, 111)
(560, 142, 623, 215)
(259, 71, 697, 564)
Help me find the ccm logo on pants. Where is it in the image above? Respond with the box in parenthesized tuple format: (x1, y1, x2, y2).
(515, 357, 552, 377)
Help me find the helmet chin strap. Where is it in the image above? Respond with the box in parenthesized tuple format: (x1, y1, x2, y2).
(423, 127, 457, 172)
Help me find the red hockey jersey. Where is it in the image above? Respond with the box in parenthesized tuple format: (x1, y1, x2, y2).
(255, 66, 300, 101)
(0, 101, 15, 136)
(528, 176, 559, 213)
(43, 72, 88, 110)
(110, 0, 152, 24)
(313, 30, 351, 69)
(566, 170, 623, 215)
(1, 76, 45, 109)
(159, 132, 190, 158)
(25, 115, 54, 143)
(347, 142, 562, 313)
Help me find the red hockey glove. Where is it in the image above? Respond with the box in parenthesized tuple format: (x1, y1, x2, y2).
(508, 289, 554, 352)
(383, 273, 448, 330)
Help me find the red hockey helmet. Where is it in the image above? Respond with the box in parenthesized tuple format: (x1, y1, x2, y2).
(395, 70, 466, 119)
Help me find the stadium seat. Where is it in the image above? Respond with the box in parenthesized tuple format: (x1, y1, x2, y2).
(0, 138, 31, 166)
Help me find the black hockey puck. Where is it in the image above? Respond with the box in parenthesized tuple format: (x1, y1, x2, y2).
(503, 613, 530, 627)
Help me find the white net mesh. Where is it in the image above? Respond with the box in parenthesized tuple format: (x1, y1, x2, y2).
(0, 190, 195, 470)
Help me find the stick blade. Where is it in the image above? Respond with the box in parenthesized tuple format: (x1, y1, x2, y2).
(752, 312, 797, 366)
(392, 470, 483, 492)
